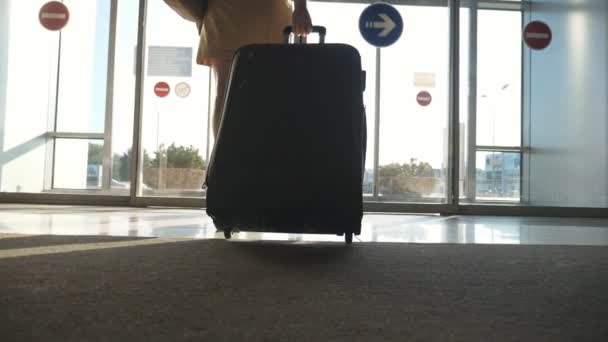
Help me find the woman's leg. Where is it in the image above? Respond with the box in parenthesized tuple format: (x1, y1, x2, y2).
(209, 58, 233, 139)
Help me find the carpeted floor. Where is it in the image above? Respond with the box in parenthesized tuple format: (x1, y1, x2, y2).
(0, 236, 607, 341)
(0, 235, 153, 250)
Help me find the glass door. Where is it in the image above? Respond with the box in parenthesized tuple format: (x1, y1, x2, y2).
(311, 1, 454, 205)
(137, 0, 211, 199)
(137, 0, 456, 205)
(0, 0, 138, 195)
(460, 4, 524, 204)
(376, 4, 451, 203)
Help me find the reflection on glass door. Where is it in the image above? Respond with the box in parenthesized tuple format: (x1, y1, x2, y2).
(140, 0, 211, 198)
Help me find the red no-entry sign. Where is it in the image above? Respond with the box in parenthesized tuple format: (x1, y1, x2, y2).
(524, 21, 552, 50)
(39, 1, 70, 31)
(154, 82, 170, 98)
(416, 91, 432, 107)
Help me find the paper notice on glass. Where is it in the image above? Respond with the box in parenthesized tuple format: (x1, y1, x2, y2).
(147, 46, 193, 77)
(414, 72, 436, 88)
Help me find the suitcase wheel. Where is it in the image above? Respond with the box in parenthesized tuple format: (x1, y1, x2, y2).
(223, 229, 232, 239)
(345, 232, 353, 244)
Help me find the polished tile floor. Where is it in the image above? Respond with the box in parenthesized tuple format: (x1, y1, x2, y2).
(1, 204, 608, 246)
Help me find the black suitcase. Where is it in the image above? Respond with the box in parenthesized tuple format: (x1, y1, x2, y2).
(204, 26, 367, 244)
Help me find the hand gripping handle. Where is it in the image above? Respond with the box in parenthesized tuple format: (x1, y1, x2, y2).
(283, 25, 326, 44)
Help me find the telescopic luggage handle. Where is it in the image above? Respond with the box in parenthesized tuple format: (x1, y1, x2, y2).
(283, 25, 326, 44)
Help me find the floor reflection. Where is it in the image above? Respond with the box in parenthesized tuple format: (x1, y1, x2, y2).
(1, 205, 608, 246)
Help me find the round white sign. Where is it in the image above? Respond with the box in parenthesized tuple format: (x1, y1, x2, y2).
(175, 82, 191, 98)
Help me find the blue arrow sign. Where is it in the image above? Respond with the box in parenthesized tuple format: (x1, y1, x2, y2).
(359, 2, 403, 47)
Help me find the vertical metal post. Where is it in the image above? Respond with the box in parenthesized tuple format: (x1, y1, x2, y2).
(521, 2, 532, 204)
(43, 41, 60, 191)
(0, 0, 9, 190)
(48, 29, 64, 191)
(448, 0, 461, 205)
(130, 0, 148, 203)
(466, 0, 478, 202)
(102, 0, 119, 190)
(372, 47, 381, 198)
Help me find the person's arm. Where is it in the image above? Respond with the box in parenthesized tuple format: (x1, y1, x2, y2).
(292, 0, 312, 36)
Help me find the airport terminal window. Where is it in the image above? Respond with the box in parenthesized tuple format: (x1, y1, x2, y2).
(0, 0, 528, 206)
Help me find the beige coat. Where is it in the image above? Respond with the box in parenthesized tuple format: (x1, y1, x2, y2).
(197, 0, 293, 65)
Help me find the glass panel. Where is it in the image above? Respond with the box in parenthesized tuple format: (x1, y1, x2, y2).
(461, 9, 522, 203)
(476, 10, 521, 147)
(379, 5, 449, 203)
(475, 151, 520, 201)
(140, 1, 211, 197)
(0, 0, 59, 193)
(308, 1, 377, 196)
(459, 7, 470, 200)
(54, 139, 104, 189)
(110, 0, 140, 190)
(524, 0, 608, 207)
(56, 0, 112, 133)
(0, 0, 138, 194)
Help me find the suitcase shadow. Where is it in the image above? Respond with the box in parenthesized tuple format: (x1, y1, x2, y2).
(224, 240, 357, 266)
